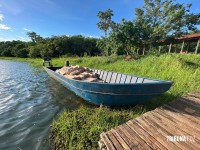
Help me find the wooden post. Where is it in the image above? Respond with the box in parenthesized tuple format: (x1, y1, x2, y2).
(158, 46, 161, 54)
(168, 43, 172, 54)
(174, 46, 177, 53)
(186, 45, 189, 52)
(142, 46, 145, 55)
(137, 49, 139, 54)
(195, 38, 200, 54)
(181, 40, 184, 53)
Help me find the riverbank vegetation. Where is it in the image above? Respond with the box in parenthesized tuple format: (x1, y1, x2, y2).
(96, 0, 200, 56)
(1, 53, 200, 149)
(0, 35, 101, 58)
(1, 0, 200, 149)
(0, 0, 199, 58)
(12, 53, 199, 105)
(52, 54, 200, 149)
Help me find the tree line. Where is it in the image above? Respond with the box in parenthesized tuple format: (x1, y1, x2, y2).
(96, 0, 200, 55)
(0, 34, 101, 58)
(0, 0, 199, 58)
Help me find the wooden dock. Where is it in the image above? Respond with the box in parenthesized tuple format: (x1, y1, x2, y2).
(99, 93, 200, 150)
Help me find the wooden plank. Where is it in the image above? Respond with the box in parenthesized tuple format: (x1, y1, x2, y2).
(152, 110, 200, 145)
(149, 111, 200, 149)
(113, 126, 139, 149)
(180, 97, 200, 109)
(142, 112, 196, 150)
(126, 120, 165, 150)
(166, 100, 200, 120)
(111, 129, 131, 150)
(116, 125, 146, 150)
(120, 124, 151, 150)
(188, 93, 200, 99)
(174, 97, 200, 109)
(158, 107, 200, 133)
(155, 109, 200, 137)
(182, 96, 200, 105)
(164, 104, 200, 125)
(142, 111, 192, 149)
(116, 125, 147, 150)
(98, 140, 107, 150)
(106, 131, 124, 150)
(169, 98, 200, 114)
(135, 117, 180, 149)
(133, 118, 172, 149)
(100, 132, 116, 150)
(99, 93, 200, 150)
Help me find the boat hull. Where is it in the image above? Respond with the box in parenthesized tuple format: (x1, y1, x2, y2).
(44, 67, 172, 106)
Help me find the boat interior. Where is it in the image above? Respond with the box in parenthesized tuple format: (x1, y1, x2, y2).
(90, 69, 161, 84)
(47, 66, 162, 84)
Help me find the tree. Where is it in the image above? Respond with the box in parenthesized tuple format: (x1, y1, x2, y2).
(96, 37, 111, 56)
(0, 35, 102, 58)
(97, 9, 115, 37)
(27, 32, 42, 43)
(110, 19, 141, 55)
(97, 19, 142, 56)
(134, 0, 200, 46)
(11, 42, 28, 57)
(28, 46, 41, 58)
(97, 0, 200, 56)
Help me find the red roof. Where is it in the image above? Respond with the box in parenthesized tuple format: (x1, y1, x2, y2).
(177, 33, 200, 40)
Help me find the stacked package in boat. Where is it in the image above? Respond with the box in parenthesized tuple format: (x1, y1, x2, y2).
(56, 65, 104, 82)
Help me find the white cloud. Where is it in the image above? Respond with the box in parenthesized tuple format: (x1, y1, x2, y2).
(80, 33, 100, 38)
(0, 14, 4, 21)
(0, 23, 11, 30)
(23, 28, 31, 32)
(0, 13, 12, 30)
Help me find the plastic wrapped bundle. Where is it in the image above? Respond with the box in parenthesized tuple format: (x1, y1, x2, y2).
(56, 65, 104, 82)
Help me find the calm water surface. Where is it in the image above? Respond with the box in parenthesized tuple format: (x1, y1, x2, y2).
(0, 60, 84, 150)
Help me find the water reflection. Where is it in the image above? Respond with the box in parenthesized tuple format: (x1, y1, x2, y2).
(0, 60, 84, 150)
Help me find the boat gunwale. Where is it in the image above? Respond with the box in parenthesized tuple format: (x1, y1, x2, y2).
(44, 66, 173, 86)
(45, 67, 171, 96)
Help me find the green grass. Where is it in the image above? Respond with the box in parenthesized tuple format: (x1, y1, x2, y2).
(0, 57, 43, 68)
(1, 54, 200, 149)
(51, 106, 145, 149)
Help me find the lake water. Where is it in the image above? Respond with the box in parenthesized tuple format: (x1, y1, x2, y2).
(0, 60, 84, 150)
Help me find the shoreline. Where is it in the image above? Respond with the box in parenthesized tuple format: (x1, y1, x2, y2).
(1, 54, 200, 149)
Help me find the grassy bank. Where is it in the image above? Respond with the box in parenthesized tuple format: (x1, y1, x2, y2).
(1, 54, 200, 149)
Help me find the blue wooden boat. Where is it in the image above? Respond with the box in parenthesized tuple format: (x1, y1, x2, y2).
(44, 66, 172, 106)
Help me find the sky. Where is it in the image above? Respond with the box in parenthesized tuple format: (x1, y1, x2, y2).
(0, 0, 199, 41)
